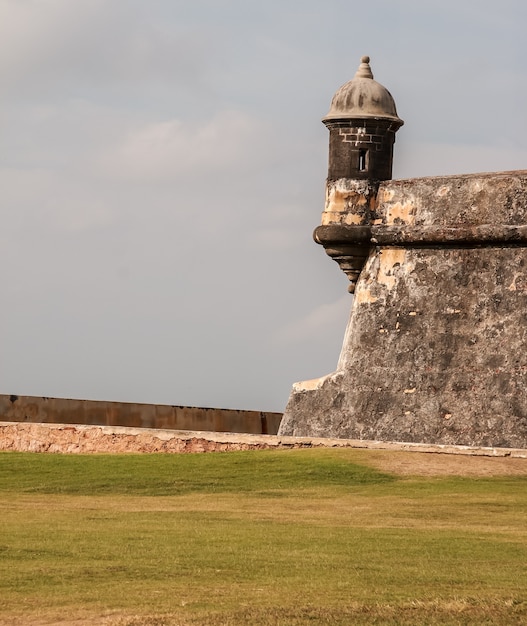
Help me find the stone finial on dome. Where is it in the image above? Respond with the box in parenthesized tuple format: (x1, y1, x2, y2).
(355, 55, 373, 79)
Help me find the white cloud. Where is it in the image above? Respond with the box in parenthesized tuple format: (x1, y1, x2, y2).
(395, 141, 527, 180)
(252, 227, 299, 250)
(96, 110, 272, 183)
(0, 167, 118, 236)
(0, 0, 209, 97)
(274, 294, 351, 346)
(0, 1, 105, 80)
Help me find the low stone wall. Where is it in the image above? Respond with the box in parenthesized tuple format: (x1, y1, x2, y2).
(0, 394, 283, 435)
(1, 422, 526, 457)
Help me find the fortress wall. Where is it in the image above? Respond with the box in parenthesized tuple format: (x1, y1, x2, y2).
(0, 394, 283, 436)
(280, 171, 527, 447)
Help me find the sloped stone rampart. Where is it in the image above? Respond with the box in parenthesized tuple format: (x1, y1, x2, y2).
(280, 171, 527, 447)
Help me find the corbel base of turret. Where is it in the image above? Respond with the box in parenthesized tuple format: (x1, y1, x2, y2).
(314, 225, 371, 293)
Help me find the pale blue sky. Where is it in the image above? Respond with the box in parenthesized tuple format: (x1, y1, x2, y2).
(1, 0, 526, 411)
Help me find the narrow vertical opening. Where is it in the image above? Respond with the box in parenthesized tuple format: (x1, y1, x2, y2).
(358, 149, 368, 172)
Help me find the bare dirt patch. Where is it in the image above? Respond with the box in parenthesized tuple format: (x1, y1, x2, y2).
(354, 448, 527, 477)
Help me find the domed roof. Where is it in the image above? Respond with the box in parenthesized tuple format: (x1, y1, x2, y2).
(323, 56, 403, 126)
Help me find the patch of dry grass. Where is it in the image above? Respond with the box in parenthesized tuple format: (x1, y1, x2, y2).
(0, 449, 526, 625)
(349, 447, 527, 477)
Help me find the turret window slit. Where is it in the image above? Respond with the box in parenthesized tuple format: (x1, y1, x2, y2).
(359, 149, 368, 171)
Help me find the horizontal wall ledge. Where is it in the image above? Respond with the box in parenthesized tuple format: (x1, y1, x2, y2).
(371, 224, 527, 245)
(314, 224, 527, 247)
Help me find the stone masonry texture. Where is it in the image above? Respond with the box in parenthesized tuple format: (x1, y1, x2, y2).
(279, 171, 527, 448)
(1, 422, 526, 458)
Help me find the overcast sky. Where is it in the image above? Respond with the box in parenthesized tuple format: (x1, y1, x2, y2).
(1, 0, 526, 412)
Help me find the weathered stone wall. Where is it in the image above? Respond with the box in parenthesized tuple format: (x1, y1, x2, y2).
(0, 422, 290, 454)
(280, 171, 527, 447)
(1, 422, 526, 458)
(0, 394, 282, 435)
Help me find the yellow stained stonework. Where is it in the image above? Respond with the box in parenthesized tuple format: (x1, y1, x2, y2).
(385, 200, 416, 225)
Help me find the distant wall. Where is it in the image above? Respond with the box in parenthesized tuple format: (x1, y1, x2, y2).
(0, 394, 283, 435)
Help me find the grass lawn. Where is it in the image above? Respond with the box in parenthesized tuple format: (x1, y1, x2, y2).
(0, 449, 526, 625)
